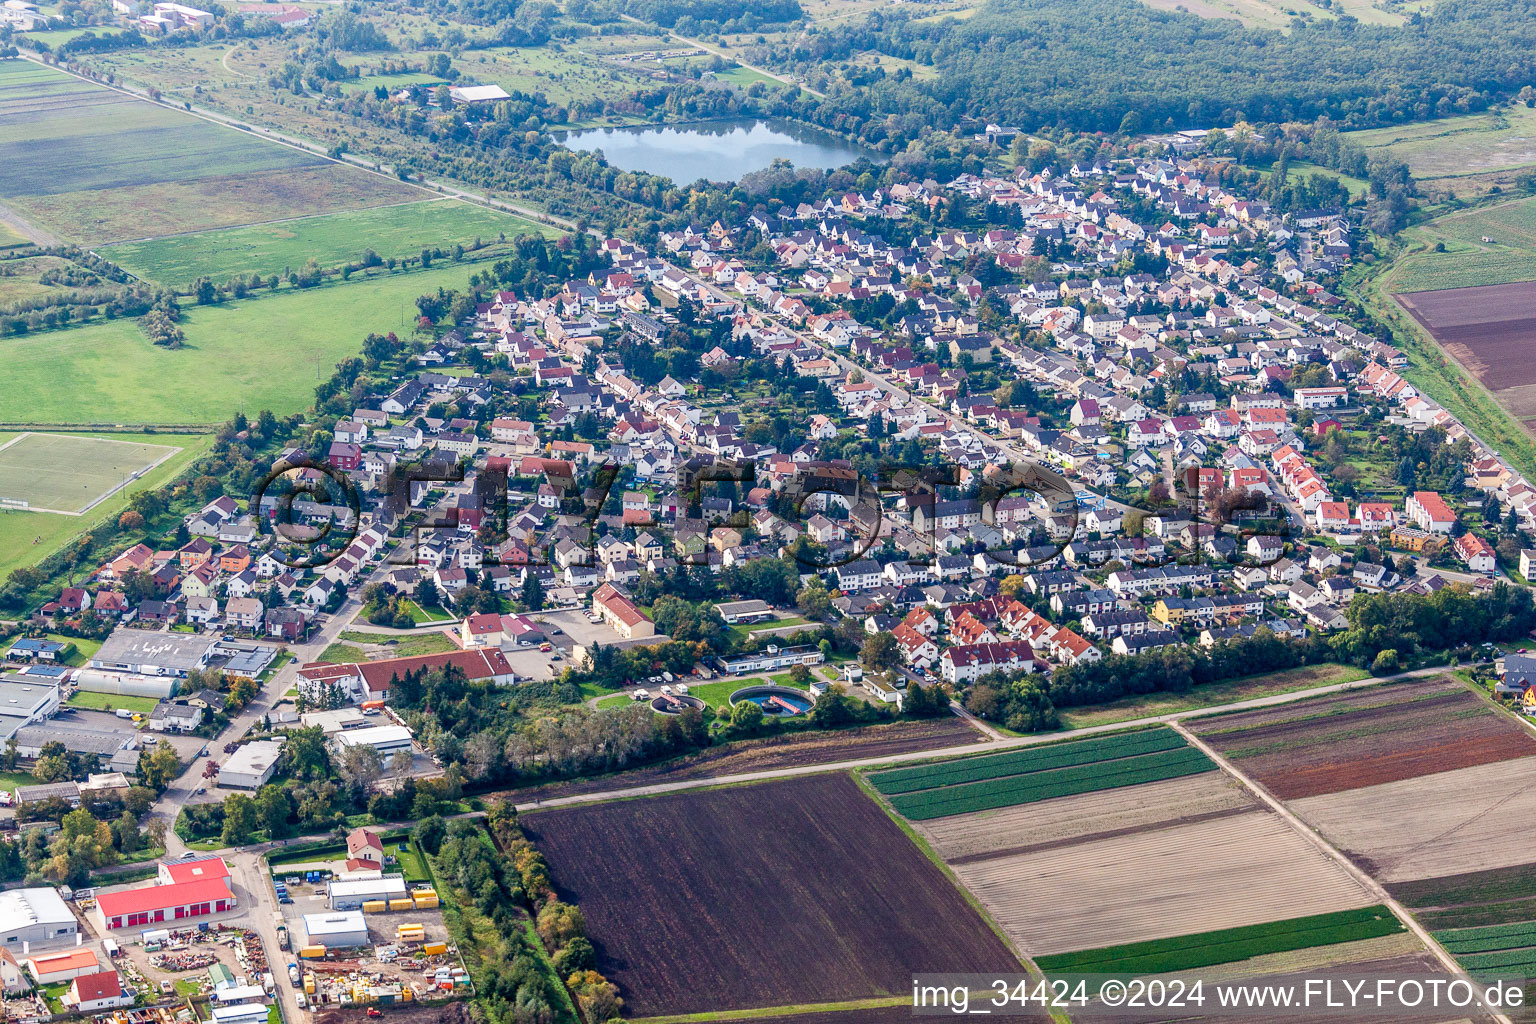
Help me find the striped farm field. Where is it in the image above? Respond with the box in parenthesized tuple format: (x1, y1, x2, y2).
(0, 60, 422, 244)
(1391, 863, 1536, 931)
(1189, 678, 1535, 799)
(869, 727, 1185, 795)
(1291, 755, 1536, 883)
(1434, 921, 1536, 955)
(917, 771, 1255, 864)
(1035, 907, 1404, 976)
(953, 807, 1377, 955)
(885, 741, 1214, 820)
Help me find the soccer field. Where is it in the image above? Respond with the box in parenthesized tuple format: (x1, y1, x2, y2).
(0, 432, 181, 514)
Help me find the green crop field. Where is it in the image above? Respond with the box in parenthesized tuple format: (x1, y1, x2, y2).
(0, 432, 180, 513)
(0, 430, 213, 584)
(885, 742, 1215, 820)
(1435, 921, 1536, 955)
(0, 262, 485, 426)
(101, 199, 552, 288)
(1385, 196, 1536, 293)
(0, 60, 422, 243)
(1036, 907, 1404, 975)
(869, 727, 1185, 796)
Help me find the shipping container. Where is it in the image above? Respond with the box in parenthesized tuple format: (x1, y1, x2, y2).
(361, 900, 389, 913)
(299, 945, 326, 958)
(421, 942, 447, 956)
(387, 898, 413, 911)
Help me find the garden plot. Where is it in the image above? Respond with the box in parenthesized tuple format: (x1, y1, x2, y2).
(1291, 755, 1536, 883)
(1189, 679, 1535, 799)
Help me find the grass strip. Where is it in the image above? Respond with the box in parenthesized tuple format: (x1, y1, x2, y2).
(869, 727, 1184, 795)
(888, 745, 1214, 820)
(1036, 906, 1403, 976)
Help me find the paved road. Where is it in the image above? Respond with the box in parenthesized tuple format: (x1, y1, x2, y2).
(511, 664, 1450, 812)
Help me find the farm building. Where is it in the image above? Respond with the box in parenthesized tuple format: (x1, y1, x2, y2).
(26, 948, 100, 985)
(303, 911, 368, 948)
(94, 877, 236, 931)
(0, 887, 79, 952)
(330, 725, 412, 759)
(328, 874, 407, 911)
(217, 740, 285, 789)
(448, 84, 510, 105)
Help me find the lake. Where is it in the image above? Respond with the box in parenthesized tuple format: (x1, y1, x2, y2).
(560, 119, 882, 182)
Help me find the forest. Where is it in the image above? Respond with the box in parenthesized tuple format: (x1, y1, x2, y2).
(775, 0, 1536, 138)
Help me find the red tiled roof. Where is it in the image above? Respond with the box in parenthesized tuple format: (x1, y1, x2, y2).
(72, 971, 123, 1002)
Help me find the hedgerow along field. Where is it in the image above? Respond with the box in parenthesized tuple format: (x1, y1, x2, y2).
(0, 59, 421, 244)
(99, 199, 553, 290)
(871, 727, 1215, 820)
(519, 773, 1018, 1018)
(0, 432, 179, 514)
(1034, 906, 1405, 976)
(0, 262, 488, 426)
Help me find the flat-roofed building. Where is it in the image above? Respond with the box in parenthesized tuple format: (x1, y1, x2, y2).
(327, 874, 407, 911)
(90, 632, 213, 678)
(0, 887, 78, 952)
(303, 910, 368, 948)
(216, 740, 284, 790)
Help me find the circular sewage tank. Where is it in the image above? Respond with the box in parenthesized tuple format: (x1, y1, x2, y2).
(729, 684, 813, 717)
(650, 693, 705, 715)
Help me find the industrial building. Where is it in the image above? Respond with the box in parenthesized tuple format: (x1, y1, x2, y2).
(303, 910, 368, 948)
(94, 877, 236, 931)
(70, 668, 179, 700)
(327, 874, 407, 911)
(217, 739, 285, 789)
(0, 887, 79, 952)
(330, 725, 413, 759)
(89, 632, 213, 678)
(299, 708, 367, 734)
(0, 679, 60, 743)
(26, 948, 100, 985)
(13, 722, 135, 763)
(157, 857, 229, 887)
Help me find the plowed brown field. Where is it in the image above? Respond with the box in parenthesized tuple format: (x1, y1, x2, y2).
(521, 773, 1017, 1018)
(1190, 681, 1534, 799)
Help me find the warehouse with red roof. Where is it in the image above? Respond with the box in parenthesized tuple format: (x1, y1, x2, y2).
(94, 877, 236, 931)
